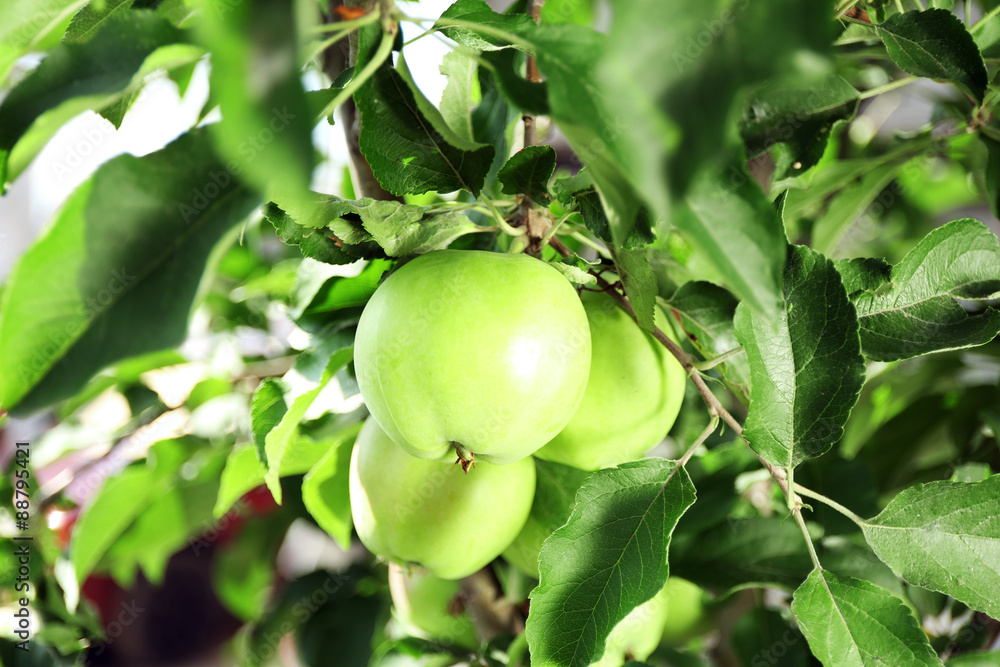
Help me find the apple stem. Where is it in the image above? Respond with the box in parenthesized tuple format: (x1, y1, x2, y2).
(452, 443, 475, 474)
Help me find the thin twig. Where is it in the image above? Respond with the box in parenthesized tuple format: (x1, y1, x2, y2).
(679, 415, 719, 467)
(692, 346, 745, 371)
(794, 483, 867, 526)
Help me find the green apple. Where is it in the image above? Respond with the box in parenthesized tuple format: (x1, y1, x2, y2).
(354, 250, 591, 466)
(350, 418, 535, 580)
(388, 564, 478, 649)
(658, 577, 712, 647)
(592, 579, 674, 667)
(503, 459, 590, 578)
(536, 290, 685, 471)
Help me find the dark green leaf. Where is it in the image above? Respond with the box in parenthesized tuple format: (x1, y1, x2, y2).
(525, 459, 696, 667)
(196, 0, 313, 200)
(433, 0, 534, 51)
(250, 378, 287, 466)
(615, 247, 657, 330)
(480, 48, 550, 114)
(861, 475, 1000, 619)
(671, 517, 813, 592)
(675, 169, 786, 320)
(265, 202, 367, 265)
(792, 569, 942, 666)
(665, 281, 750, 401)
(836, 219, 1000, 362)
(271, 192, 482, 258)
(732, 608, 810, 667)
(355, 24, 494, 196)
(741, 74, 859, 179)
(947, 653, 1000, 666)
(877, 9, 987, 102)
(734, 245, 866, 468)
(497, 145, 556, 202)
(0, 130, 258, 414)
(301, 425, 363, 550)
(0, 12, 190, 187)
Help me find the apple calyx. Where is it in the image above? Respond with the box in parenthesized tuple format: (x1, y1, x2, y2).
(452, 442, 475, 473)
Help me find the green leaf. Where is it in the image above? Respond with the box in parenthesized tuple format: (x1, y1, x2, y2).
(213, 438, 334, 518)
(792, 569, 942, 666)
(290, 257, 386, 319)
(213, 512, 285, 621)
(983, 136, 1000, 221)
(0, 12, 191, 187)
(433, 0, 534, 51)
(675, 169, 787, 320)
(666, 281, 750, 401)
(521, 24, 642, 248)
(355, 24, 494, 197)
(272, 192, 483, 258)
(549, 259, 597, 286)
(497, 145, 556, 202)
(734, 245, 866, 468)
(481, 48, 550, 115)
(671, 517, 813, 592)
(250, 378, 287, 466)
(0, 130, 258, 414)
(525, 459, 696, 667)
(615, 247, 658, 330)
(741, 74, 859, 179)
(597, 0, 835, 233)
(540, 0, 594, 26)
(439, 49, 480, 144)
(396, 54, 491, 154)
(552, 170, 653, 249)
(837, 219, 1000, 362)
(810, 161, 902, 256)
(70, 464, 157, 582)
(196, 0, 313, 201)
(731, 608, 810, 667)
(860, 475, 1000, 619)
(947, 653, 1000, 666)
(265, 202, 366, 265)
(0, 0, 88, 84)
(64, 0, 135, 43)
(301, 424, 363, 550)
(876, 9, 987, 102)
(263, 336, 354, 502)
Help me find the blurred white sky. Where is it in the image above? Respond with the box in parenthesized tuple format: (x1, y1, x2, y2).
(0, 0, 459, 282)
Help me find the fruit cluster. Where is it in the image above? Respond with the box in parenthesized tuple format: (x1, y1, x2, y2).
(348, 250, 691, 655)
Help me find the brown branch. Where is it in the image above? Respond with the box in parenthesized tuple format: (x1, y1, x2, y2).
(459, 567, 525, 642)
(326, 0, 403, 201)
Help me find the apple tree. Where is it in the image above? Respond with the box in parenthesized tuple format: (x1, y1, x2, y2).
(1, 0, 999, 665)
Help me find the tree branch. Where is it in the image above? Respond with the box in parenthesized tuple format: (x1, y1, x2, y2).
(326, 0, 403, 201)
(520, 0, 549, 255)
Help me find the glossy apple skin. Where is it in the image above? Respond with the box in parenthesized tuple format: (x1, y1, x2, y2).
(535, 290, 685, 470)
(658, 577, 712, 647)
(388, 564, 478, 649)
(350, 419, 535, 580)
(354, 250, 591, 464)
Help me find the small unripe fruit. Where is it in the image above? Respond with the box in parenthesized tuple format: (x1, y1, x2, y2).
(350, 419, 535, 580)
